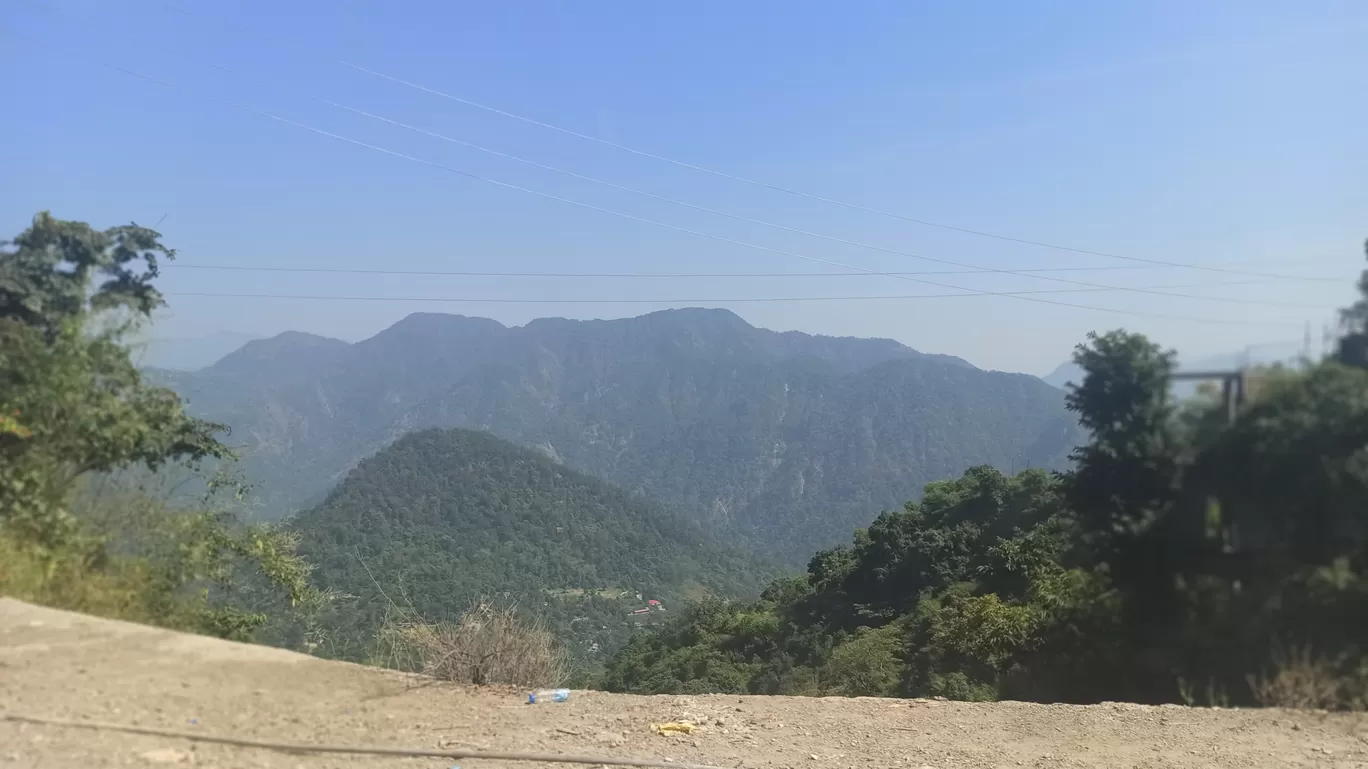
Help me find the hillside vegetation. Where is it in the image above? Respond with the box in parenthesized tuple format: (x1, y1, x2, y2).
(0, 213, 317, 642)
(157, 308, 1082, 561)
(8, 211, 1368, 714)
(601, 249, 1368, 707)
(285, 427, 776, 670)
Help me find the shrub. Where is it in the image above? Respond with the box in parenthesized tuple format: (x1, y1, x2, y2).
(379, 599, 568, 687)
(0, 476, 317, 643)
(822, 624, 904, 697)
(1247, 644, 1368, 711)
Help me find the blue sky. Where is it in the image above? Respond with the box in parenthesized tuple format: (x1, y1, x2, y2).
(4, 0, 1366, 374)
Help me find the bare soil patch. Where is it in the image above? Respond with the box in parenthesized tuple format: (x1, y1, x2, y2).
(3, 598, 1366, 768)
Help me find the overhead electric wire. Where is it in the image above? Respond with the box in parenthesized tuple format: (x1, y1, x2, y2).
(30, 1, 1343, 288)
(342, 62, 1335, 283)
(258, 96, 1325, 306)
(14, 7, 1319, 325)
(165, 279, 1291, 306)
(21, 2, 1339, 305)
(164, 263, 1320, 279)
(92, 61, 1312, 328)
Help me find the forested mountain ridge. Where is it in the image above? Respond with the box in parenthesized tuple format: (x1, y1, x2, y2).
(287, 427, 775, 666)
(157, 308, 1083, 561)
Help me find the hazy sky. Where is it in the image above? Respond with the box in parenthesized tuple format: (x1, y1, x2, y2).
(4, 0, 1366, 374)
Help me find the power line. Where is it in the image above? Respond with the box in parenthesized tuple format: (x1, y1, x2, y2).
(263, 93, 1334, 304)
(98, 62, 1307, 327)
(35, 1, 1343, 288)
(164, 263, 1324, 279)
(21, 2, 1338, 305)
(343, 62, 1334, 283)
(163, 280, 1288, 305)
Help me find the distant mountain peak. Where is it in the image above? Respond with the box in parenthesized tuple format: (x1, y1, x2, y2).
(206, 331, 350, 376)
(133, 330, 263, 372)
(1040, 360, 1083, 390)
(378, 312, 509, 336)
(640, 306, 750, 325)
(519, 307, 753, 333)
(271, 330, 349, 345)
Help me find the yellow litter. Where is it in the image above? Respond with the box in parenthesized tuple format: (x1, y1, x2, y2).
(650, 721, 697, 736)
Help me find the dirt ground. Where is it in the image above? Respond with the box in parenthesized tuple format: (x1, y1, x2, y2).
(3, 598, 1367, 769)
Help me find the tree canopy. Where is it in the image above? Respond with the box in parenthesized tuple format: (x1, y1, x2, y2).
(1, 212, 315, 642)
(602, 236, 1368, 708)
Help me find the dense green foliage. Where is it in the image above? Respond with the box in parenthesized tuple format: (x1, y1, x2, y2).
(286, 428, 777, 673)
(601, 240, 1368, 707)
(0, 213, 318, 641)
(156, 309, 1082, 562)
(600, 466, 1103, 698)
(13, 209, 1368, 712)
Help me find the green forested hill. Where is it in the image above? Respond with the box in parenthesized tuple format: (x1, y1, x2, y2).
(288, 427, 776, 668)
(158, 308, 1083, 563)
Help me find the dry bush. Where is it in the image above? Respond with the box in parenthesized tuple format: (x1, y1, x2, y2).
(1247, 644, 1368, 711)
(378, 598, 567, 688)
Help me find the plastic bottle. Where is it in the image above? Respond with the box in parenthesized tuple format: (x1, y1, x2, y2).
(527, 688, 570, 704)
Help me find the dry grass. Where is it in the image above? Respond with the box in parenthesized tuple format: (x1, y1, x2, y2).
(1247, 644, 1368, 711)
(377, 598, 568, 688)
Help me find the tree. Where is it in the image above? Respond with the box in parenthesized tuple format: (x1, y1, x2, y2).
(0, 213, 229, 545)
(0, 212, 314, 643)
(0, 211, 172, 338)
(1337, 238, 1368, 368)
(1062, 330, 1181, 546)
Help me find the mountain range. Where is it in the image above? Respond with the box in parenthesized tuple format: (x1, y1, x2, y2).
(155, 308, 1084, 562)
